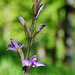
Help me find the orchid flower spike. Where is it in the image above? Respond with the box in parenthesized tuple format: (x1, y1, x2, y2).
(7, 38, 25, 52)
(21, 55, 45, 73)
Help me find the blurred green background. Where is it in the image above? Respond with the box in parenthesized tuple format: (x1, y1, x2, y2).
(0, 0, 75, 75)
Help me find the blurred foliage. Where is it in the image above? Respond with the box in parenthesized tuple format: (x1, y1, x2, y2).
(0, 0, 75, 75)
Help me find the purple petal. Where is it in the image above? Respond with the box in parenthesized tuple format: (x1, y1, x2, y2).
(32, 61, 37, 67)
(30, 55, 38, 62)
(8, 44, 15, 48)
(10, 39, 19, 48)
(33, 61, 45, 67)
(19, 41, 22, 47)
(36, 63, 45, 66)
(7, 48, 17, 51)
(29, 60, 35, 67)
(36, 61, 42, 64)
(24, 57, 29, 63)
(17, 17, 25, 25)
(19, 44, 25, 49)
(21, 59, 29, 66)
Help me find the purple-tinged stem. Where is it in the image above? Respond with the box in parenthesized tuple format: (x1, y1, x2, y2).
(26, 0, 41, 61)
(26, 38, 31, 59)
(18, 49, 25, 75)
(26, 14, 36, 59)
(25, 73, 28, 75)
(31, 14, 36, 34)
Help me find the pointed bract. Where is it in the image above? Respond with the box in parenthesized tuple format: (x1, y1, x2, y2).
(35, 24, 46, 32)
(17, 17, 25, 25)
(36, 3, 46, 19)
(17, 17, 31, 37)
(33, 0, 41, 3)
(37, 0, 41, 3)
(31, 24, 45, 43)
(32, 0, 42, 14)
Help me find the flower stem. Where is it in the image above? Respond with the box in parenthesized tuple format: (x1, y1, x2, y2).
(31, 14, 36, 34)
(25, 72, 28, 75)
(26, 13, 36, 58)
(26, 38, 31, 58)
(18, 49, 25, 66)
(18, 49, 25, 75)
(26, 5, 37, 58)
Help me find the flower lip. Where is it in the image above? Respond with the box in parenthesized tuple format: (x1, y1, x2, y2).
(20, 55, 45, 73)
(30, 55, 38, 62)
(33, 58, 37, 61)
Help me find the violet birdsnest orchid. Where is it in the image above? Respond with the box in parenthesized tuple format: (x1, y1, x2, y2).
(21, 55, 45, 73)
(7, 38, 25, 52)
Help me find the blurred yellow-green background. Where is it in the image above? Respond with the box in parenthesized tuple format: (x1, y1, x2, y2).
(0, 0, 75, 75)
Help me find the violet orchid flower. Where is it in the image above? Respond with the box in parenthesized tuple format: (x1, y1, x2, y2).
(7, 38, 25, 52)
(21, 55, 45, 73)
